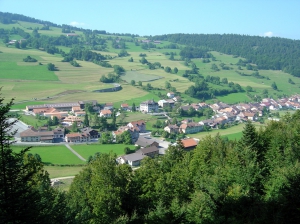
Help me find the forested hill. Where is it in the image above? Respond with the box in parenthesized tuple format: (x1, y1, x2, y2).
(153, 34, 300, 77)
(0, 12, 135, 36)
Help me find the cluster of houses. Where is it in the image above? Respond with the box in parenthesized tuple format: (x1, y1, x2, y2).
(162, 95, 300, 135)
(21, 93, 300, 145)
(117, 135, 198, 166)
(26, 101, 98, 124)
(116, 94, 300, 167)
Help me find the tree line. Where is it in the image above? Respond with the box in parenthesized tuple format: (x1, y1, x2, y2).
(153, 33, 300, 77)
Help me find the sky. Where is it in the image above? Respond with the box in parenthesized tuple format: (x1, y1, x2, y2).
(1, 0, 299, 39)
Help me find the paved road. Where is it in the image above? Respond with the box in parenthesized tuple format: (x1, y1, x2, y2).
(65, 144, 86, 161)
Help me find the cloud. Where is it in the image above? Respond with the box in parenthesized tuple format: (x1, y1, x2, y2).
(263, 31, 274, 37)
(70, 21, 86, 27)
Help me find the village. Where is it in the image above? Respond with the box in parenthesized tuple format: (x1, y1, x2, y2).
(16, 92, 300, 166)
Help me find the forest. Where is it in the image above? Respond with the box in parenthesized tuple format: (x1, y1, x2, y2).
(2, 93, 300, 223)
(153, 33, 300, 77)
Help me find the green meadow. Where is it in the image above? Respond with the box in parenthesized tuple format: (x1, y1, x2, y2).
(12, 145, 86, 165)
(11, 101, 48, 110)
(223, 132, 243, 140)
(188, 122, 265, 140)
(0, 62, 58, 81)
(45, 166, 84, 178)
(121, 71, 163, 82)
(1, 19, 299, 108)
(71, 144, 136, 159)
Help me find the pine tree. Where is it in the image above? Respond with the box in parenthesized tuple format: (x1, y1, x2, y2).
(0, 93, 70, 223)
(83, 113, 89, 127)
(239, 120, 258, 150)
(132, 102, 136, 112)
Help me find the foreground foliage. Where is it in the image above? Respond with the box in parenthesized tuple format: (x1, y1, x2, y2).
(68, 115, 300, 223)
(2, 104, 300, 223)
(0, 94, 71, 223)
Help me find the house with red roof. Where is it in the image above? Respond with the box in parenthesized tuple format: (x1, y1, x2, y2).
(127, 120, 146, 133)
(121, 103, 129, 111)
(181, 138, 198, 151)
(100, 109, 112, 117)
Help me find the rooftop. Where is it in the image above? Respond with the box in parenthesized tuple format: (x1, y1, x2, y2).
(181, 138, 198, 148)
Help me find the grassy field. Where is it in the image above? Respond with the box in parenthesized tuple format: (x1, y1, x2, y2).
(114, 90, 160, 108)
(223, 132, 243, 140)
(188, 122, 264, 140)
(71, 144, 136, 159)
(1, 21, 299, 108)
(0, 62, 58, 81)
(10, 101, 47, 109)
(19, 114, 48, 127)
(45, 166, 84, 178)
(121, 71, 163, 82)
(12, 145, 86, 165)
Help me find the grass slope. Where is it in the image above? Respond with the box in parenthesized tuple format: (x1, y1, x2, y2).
(0, 62, 58, 81)
(1, 19, 299, 106)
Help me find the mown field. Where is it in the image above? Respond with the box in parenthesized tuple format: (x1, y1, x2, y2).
(188, 122, 265, 140)
(12, 145, 86, 165)
(71, 144, 136, 159)
(45, 166, 84, 178)
(0, 61, 58, 81)
(2, 23, 298, 107)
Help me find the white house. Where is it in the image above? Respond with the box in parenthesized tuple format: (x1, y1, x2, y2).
(100, 109, 112, 117)
(140, 100, 158, 113)
(117, 153, 146, 166)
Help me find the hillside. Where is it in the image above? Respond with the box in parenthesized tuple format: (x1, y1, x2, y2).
(1, 12, 300, 108)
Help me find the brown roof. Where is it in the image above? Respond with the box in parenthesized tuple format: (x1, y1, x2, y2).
(136, 146, 159, 155)
(33, 107, 57, 114)
(72, 106, 81, 111)
(130, 120, 145, 126)
(66, 133, 81, 138)
(100, 109, 112, 115)
(181, 138, 198, 148)
(121, 103, 129, 107)
(180, 122, 202, 129)
(166, 125, 179, 129)
(20, 128, 53, 137)
(244, 112, 255, 117)
(40, 136, 54, 140)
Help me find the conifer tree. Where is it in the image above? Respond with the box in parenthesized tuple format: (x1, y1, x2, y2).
(239, 120, 258, 150)
(83, 113, 89, 127)
(0, 92, 70, 223)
